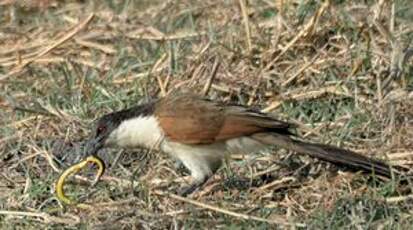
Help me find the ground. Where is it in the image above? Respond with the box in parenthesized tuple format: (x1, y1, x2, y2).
(1, 0, 413, 229)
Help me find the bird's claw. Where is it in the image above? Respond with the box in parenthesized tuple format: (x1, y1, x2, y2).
(177, 185, 195, 197)
(55, 155, 106, 209)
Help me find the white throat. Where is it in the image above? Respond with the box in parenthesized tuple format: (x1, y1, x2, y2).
(106, 116, 164, 150)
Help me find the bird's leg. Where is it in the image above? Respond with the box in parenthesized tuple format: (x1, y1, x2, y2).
(176, 160, 218, 196)
(173, 159, 190, 175)
(178, 175, 209, 197)
(173, 159, 184, 170)
(167, 146, 223, 196)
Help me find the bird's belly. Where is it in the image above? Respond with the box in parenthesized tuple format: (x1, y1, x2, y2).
(160, 140, 227, 177)
(225, 136, 268, 155)
(161, 141, 227, 161)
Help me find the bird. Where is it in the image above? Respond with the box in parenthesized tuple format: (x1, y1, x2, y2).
(83, 93, 397, 196)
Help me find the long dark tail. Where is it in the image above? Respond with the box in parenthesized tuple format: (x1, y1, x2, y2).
(253, 133, 397, 177)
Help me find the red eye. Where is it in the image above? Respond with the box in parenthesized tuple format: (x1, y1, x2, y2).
(97, 126, 106, 134)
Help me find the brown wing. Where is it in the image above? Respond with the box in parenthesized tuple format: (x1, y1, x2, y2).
(155, 93, 292, 144)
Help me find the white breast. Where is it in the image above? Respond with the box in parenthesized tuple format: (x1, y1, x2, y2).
(106, 116, 164, 150)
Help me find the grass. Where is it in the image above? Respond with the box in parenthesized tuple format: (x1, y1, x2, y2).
(1, 0, 413, 228)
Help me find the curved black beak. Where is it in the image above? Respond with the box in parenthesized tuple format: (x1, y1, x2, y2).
(84, 136, 104, 157)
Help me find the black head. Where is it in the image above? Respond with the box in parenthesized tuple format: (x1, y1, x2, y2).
(84, 101, 156, 156)
(83, 113, 120, 156)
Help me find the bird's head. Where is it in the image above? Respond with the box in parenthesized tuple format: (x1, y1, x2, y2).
(83, 101, 157, 156)
(84, 113, 121, 156)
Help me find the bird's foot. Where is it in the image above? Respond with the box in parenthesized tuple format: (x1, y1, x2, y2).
(177, 176, 209, 197)
(177, 184, 199, 197)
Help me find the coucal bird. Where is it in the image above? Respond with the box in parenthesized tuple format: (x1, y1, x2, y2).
(84, 93, 396, 196)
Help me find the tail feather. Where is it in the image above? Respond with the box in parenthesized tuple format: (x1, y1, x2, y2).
(253, 133, 397, 177)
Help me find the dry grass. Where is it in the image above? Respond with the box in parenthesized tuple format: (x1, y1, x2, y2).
(1, 0, 413, 228)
